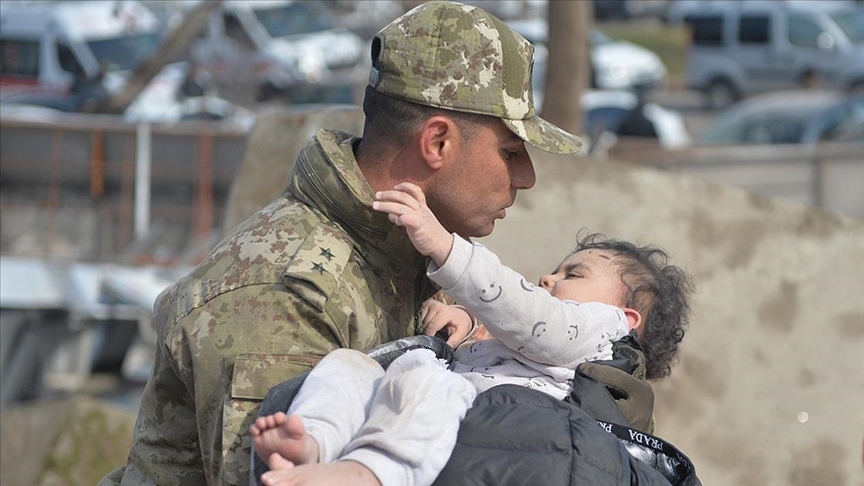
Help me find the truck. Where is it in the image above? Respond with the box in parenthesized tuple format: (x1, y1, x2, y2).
(0, 0, 186, 121)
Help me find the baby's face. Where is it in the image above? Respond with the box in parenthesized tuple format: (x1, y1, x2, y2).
(538, 249, 627, 307)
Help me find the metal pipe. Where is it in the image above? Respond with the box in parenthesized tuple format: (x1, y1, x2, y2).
(135, 123, 151, 241)
(45, 128, 63, 254)
(90, 130, 105, 198)
(813, 156, 827, 209)
(197, 133, 214, 240)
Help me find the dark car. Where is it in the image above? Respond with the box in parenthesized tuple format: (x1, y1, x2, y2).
(700, 90, 864, 144)
(594, 0, 630, 20)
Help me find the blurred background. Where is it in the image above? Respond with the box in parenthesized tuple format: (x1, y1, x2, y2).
(1, 0, 862, 484)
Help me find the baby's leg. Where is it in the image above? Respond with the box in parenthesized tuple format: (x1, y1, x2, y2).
(260, 460, 381, 486)
(250, 412, 318, 468)
(341, 349, 477, 486)
(284, 349, 385, 463)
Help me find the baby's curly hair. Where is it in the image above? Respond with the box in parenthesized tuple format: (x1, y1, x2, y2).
(575, 232, 695, 380)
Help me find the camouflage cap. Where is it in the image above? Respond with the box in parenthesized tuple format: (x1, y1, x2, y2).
(368, 1, 582, 155)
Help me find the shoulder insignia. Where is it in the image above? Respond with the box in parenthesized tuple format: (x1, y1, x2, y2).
(283, 222, 354, 312)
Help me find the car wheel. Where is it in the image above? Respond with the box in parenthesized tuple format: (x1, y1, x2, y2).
(703, 79, 739, 110)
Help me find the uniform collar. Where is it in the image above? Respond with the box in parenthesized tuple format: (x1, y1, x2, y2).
(287, 129, 427, 275)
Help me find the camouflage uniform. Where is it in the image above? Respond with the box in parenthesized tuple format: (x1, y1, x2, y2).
(100, 129, 440, 485)
(102, 2, 585, 484)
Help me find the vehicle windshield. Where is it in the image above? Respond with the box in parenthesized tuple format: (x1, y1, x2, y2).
(702, 109, 810, 144)
(831, 9, 864, 43)
(87, 32, 161, 72)
(253, 3, 330, 38)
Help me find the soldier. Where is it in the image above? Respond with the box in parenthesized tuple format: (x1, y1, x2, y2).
(99, 2, 581, 485)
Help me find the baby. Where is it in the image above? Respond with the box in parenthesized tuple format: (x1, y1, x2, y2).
(251, 182, 692, 486)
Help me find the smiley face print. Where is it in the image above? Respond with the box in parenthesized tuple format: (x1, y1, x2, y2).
(479, 282, 503, 302)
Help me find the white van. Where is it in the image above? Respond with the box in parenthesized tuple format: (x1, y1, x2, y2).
(506, 18, 668, 92)
(186, 0, 366, 102)
(673, 0, 864, 109)
(0, 0, 185, 121)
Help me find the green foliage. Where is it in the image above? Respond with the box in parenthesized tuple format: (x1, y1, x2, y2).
(599, 22, 689, 83)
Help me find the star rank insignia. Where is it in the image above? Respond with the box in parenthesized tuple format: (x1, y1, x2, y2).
(311, 262, 326, 274)
(319, 247, 335, 261)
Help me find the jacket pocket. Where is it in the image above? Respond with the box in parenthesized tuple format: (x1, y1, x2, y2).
(230, 353, 319, 400)
(222, 353, 320, 485)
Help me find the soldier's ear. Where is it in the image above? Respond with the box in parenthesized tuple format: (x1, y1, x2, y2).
(417, 115, 456, 171)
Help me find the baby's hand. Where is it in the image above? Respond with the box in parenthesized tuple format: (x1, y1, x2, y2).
(372, 182, 452, 266)
(422, 300, 475, 348)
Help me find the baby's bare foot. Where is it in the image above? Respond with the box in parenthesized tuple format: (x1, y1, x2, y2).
(250, 412, 319, 468)
(261, 460, 381, 486)
(267, 453, 295, 470)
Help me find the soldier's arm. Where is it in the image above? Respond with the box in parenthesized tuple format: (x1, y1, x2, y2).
(101, 285, 345, 485)
(97, 316, 205, 486)
(212, 284, 353, 484)
(102, 221, 398, 484)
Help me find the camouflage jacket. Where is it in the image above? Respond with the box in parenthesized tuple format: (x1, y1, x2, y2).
(100, 129, 438, 486)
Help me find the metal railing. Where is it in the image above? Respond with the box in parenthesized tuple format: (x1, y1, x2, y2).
(3, 112, 861, 265)
(1, 111, 250, 263)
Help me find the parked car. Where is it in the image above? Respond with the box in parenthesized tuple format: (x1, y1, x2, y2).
(699, 90, 864, 145)
(518, 33, 687, 151)
(184, 0, 366, 102)
(0, 0, 187, 121)
(582, 89, 691, 150)
(670, 0, 864, 109)
(506, 18, 668, 91)
(593, 0, 630, 20)
(0, 0, 162, 91)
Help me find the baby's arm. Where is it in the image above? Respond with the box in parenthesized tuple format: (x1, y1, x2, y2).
(371, 182, 452, 266)
(372, 183, 473, 348)
(430, 237, 629, 368)
(421, 300, 476, 347)
(371, 182, 626, 366)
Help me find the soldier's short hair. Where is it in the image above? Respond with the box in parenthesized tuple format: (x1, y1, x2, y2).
(362, 85, 489, 146)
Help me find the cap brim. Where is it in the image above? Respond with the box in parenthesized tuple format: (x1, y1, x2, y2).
(502, 116, 583, 155)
